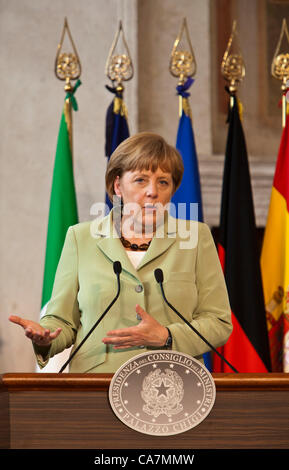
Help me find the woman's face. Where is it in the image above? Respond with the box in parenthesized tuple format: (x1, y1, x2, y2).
(113, 167, 174, 234)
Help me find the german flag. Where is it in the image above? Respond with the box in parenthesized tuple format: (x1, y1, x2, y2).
(213, 95, 271, 373)
(261, 115, 289, 372)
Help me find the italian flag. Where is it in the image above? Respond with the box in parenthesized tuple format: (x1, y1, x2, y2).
(38, 98, 78, 373)
(41, 103, 78, 310)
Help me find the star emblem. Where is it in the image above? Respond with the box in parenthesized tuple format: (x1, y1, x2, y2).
(157, 380, 170, 397)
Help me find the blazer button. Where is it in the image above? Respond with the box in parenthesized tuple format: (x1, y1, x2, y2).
(135, 284, 143, 293)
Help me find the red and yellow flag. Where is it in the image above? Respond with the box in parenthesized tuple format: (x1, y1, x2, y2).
(261, 116, 289, 372)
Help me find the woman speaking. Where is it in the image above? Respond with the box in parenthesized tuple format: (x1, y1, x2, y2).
(9, 132, 232, 373)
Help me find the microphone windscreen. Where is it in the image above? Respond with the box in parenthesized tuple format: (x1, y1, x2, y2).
(113, 261, 122, 274)
(154, 268, 164, 283)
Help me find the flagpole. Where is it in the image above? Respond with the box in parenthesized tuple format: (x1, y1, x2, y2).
(38, 19, 81, 372)
(169, 19, 214, 370)
(260, 19, 289, 372)
(213, 22, 272, 373)
(64, 85, 73, 156)
(271, 18, 289, 128)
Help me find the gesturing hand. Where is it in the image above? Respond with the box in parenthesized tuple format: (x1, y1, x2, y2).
(102, 304, 169, 349)
(9, 315, 62, 347)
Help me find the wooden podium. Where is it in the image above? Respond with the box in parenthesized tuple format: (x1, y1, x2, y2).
(1, 373, 289, 449)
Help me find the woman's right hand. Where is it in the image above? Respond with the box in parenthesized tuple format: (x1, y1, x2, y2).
(9, 315, 62, 347)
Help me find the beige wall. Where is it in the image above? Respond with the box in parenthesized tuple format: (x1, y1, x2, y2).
(1, 0, 284, 372)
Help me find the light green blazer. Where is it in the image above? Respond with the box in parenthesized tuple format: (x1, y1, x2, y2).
(36, 212, 232, 373)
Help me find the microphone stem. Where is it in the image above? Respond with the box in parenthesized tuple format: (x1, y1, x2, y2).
(159, 283, 238, 373)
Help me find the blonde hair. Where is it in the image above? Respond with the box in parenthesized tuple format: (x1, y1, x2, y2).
(105, 132, 184, 201)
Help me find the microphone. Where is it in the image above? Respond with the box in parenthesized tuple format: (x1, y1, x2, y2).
(154, 268, 238, 373)
(58, 261, 122, 373)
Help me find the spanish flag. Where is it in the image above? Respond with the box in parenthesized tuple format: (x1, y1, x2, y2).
(261, 115, 289, 372)
(213, 95, 271, 373)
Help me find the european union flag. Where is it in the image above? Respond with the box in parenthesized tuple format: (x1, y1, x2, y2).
(171, 78, 211, 370)
(105, 86, 129, 209)
(171, 78, 203, 221)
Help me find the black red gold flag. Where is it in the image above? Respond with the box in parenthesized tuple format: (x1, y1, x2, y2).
(213, 96, 271, 373)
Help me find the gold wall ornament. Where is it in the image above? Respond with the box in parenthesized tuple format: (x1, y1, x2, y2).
(221, 21, 245, 108)
(271, 18, 289, 128)
(55, 17, 81, 92)
(169, 18, 196, 118)
(105, 21, 133, 87)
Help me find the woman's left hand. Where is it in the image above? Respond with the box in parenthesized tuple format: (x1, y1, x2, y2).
(102, 304, 169, 349)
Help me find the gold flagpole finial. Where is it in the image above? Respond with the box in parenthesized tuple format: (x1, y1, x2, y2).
(169, 18, 196, 118)
(55, 17, 81, 93)
(54, 18, 81, 155)
(105, 21, 134, 93)
(271, 18, 289, 128)
(221, 20, 245, 109)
